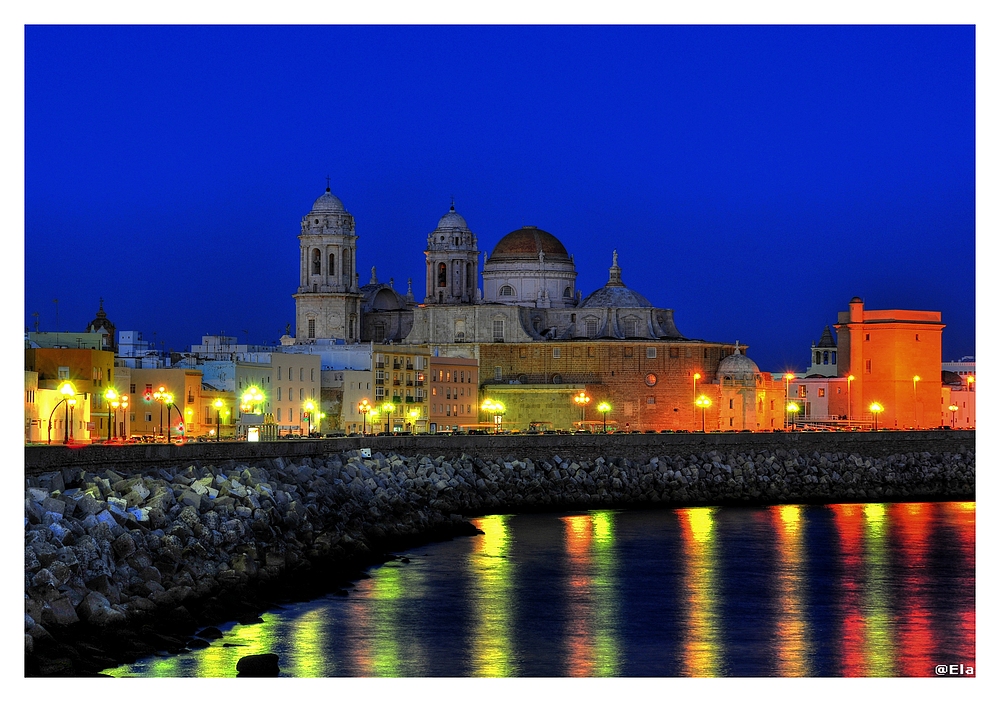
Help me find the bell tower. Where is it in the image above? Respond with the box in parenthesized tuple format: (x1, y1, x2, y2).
(292, 185, 362, 341)
(424, 202, 480, 305)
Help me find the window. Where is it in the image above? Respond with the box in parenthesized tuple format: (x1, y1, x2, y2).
(277, 408, 282, 422)
(832, 351, 837, 364)
(915, 334, 920, 341)
(729, 399, 734, 409)
(818, 388, 826, 397)
(438, 263, 447, 287)
(646, 347, 657, 359)
(300, 368, 304, 381)
(329, 253, 335, 274)
(647, 396, 655, 404)
(311, 368, 315, 381)
(277, 367, 282, 380)
(494, 366, 502, 381)
(277, 387, 282, 401)
(564, 287, 572, 299)
(446, 371, 451, 381)
(815, 351, 822, 365)
(865, 359, 872, 374)
(432, 387, 437, 396)
(823, 351, 829, 364)
(493, 320, 505, 342)
(586, 319, 598, 337)
(312, 248, 321, 274)
(499, 285, 515, 297)
(798, 385, 806, 398)
(588, 346, 595, 358)
(553, 348, 561, 358)
(130, 383, 135, 393)
(670, 348, 679, 358)
(645, 373, 657, 387)
(145, 413, 152, 422)
(308, 320, 316, 339)
(624, 347, 634, 358)
(865, 333, 870, 341)
(624, 319, 638, 337)
(58, 366, 70, 380)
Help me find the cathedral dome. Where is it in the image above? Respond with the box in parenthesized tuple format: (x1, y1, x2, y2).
(310, 188, 346, 214)
(580, 286, 652, 309)
(490, 226, 570, 261)
(717, 345, 760, 381)
(436, 205, 468, 230)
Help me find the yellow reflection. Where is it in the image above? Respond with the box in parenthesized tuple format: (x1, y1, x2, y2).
(678, 507, 720, 676)
(369, 565, 403, 676)
(195, 614, 280, 677)
(772, 504, 811, 676)
(589, 511, 621, 676)
(469, 515, 515, 677)
(287, 605, 329, 677)
(863, 503, 895, 676)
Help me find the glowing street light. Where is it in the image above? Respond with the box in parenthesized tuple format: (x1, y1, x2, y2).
(241, 386, 264, 414)
(408, 408, 420, 433)
(303, 399, 316, 436)
(966, 375, 975, 392)
(847, 374, 855, 423)
(60, 381, 75, 444)
(214, 398, 224, 441)
(104, 388, 118, 442)
(152, 386, 169, 438)
(381, 401, 395, 434)
(68, 397, 77, 443)
(111, 394, 128, 440)
(786, 401, 801, 430)
(358, 399, 371, 435)
(573, 390, 591, 427)
(784, 373, 795, 429)
(912, 375, 921, 429)
(695, 394, 712, 433)
(870, 401, 884, 431)
(482, 399, 506, 434)
(597, 401, 612, 433)
(948, 403, 959, 428)
(693, 372, 701, 403)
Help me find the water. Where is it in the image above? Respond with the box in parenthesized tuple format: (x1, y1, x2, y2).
(104, 501, 975, 677)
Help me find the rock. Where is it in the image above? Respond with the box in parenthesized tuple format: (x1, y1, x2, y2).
(236, 653, 280, 677)
(77, 591, 126, 626)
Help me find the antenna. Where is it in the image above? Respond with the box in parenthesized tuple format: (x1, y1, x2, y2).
(53, 299, 59, 331)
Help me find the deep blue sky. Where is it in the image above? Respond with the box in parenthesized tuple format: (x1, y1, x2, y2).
(23, 25, 976, 371)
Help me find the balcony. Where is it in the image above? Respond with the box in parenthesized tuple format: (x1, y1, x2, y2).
(406, 364, 414, 370)
(415, 380, 424, 386)
(375, 362, 385, 369)
(406, 380, 414, 386)
(393, 363, 402, 370)
(405, 396, 415, 403)
(392, 380, 401, 386)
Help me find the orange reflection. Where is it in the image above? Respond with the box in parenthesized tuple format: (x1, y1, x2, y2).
(941, 502, 976, 669)
(677, 507, 720, 677)
(891, 502, 934, 676)
(771, 505, 811, 676)
(563, 514, 596, 677)
(831, 503, 866, 676)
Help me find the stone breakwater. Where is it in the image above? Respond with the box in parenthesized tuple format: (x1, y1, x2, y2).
(25, 445, 975, 676)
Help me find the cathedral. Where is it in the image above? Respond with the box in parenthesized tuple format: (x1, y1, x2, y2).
(291, 186, 785, 432)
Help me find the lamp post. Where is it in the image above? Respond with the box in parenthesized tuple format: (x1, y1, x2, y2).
(382, 401, 395, 434)
(695, 395, 711, 432)
(847, 374, 855, 423)
(110, 397, 120, 440)
(68, 398, 77, 443)
(786, 401, 800, 431)
(870, 401, 884, 431)
(408, 408, 420, 433)
(573, 390, 591, 429)
(214, 398, 223, 441)
(693, 372, 701, 403)
(482, 399, 506, 434)
(304, 400, 316, 437)
(783, 373, 795, 430)
(162, 393, 174, 442)
(104, 388, 118, 442)
(60, 381, 75, 444)
(358, 399, 371, 435)
(912, 375, 921, 429)
(948, 404, 959, 428)
(152, 386, 169, 438)
(597, 401, 611, 433)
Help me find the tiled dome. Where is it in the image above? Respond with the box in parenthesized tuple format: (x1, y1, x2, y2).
(490, 226, 570, 260)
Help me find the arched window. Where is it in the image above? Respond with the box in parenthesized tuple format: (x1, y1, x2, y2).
(499, 284, 515, 297)
(438, 263, 447, 287)
(329, 253, 336, 276)
(563, 286, 572, 299)
(586, 319, 598, 337)
(831, 351, 837, 364)
(815, 351, 822, 364)
(312, 249, 321, 275)
(823, 351, 829, 364)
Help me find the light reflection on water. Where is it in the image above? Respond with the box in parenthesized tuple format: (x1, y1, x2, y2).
(104, 501, 975, 678)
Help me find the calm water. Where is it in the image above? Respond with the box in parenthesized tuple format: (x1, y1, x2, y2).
(105, 501, 975, 677)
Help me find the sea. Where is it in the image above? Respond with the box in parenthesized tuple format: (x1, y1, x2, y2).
(103, 501, 975, 678)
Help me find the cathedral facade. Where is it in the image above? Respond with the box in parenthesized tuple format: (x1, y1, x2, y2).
(291, 186, 785, 432)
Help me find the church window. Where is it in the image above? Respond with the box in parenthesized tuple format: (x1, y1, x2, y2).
(493, 320, 505, 342)
(438, 263, 447, 287)
(308, 319, 316, 339)
(374, 322, 386, 340)
(625, 319, 638, 337)
(832, 351, 837, 364)
(312, 249, 321, 275)
(329, 253, 336, 275)
(343, 250, 352, 280)
(586, 319, 598, 337)
(499, 285, 515, 297)
(646, 347, 657, 359)
(563, 287, 572, 299)
(816, 351, 822, 364)
(823, 351, 829, 364)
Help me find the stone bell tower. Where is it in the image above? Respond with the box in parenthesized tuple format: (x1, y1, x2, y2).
(292, 185, 362, 342)
(424, 202, 480, 305)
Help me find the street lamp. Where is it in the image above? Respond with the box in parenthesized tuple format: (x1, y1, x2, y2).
(161, 392, 175, 442)
(214, 398, 224, 441)
(68, 398, 77, 443)
(966, 375, 975, 392)
(912, 375, 921, 429)
(104, 388, 118, 442)
(693, 372, 701, 404)
(112, 394, 128, 440)
(573, 390, 591, 429)
(948, 404, 959, 428)
(408, 408, 420, 433)
(303, 400, 316, 436)
(60, 381, 75, 444)
(152, 386, 169, 438)
(786, 401, 800, 430)
(870, 401, 884, 431)
(847, 374, 855, 424)
(783, 373, 795, 430)
(241, 386, 264, 414)
(358, 399, 371, 435)
(597, 401, 612, 433)
(482, 399, 506, 434)
(695, 394, 712, 432)
(381, 401, 395, 434)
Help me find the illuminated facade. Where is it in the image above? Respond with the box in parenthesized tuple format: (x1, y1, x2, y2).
(429, 355, 479, 433)
(25, 346, 115, 443)
(835, 297, 945, 429)
(370, 344, 430, 433)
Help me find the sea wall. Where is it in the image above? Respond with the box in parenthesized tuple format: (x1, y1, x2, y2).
(24, 437, 975, 676)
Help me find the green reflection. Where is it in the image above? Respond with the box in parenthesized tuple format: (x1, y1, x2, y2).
(678, 506, 720, 676)
(470, 515, 515, 676)
(590, 510, 621, 676)
(369, 564, 403, 676)
(287, 605, 330, 677)
(863, 503, 895, 676)
(773, 505, 811, 676)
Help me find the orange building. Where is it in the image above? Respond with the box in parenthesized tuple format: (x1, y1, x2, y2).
(25, 347, 115, 443)
(834, 297, 945, 430)
(429, 356, 479, 432)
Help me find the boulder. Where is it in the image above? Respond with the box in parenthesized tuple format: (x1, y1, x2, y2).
(77, 591, 126, 626)
(236, 653, 280, 677)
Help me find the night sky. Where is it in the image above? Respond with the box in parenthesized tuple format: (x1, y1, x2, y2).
(23, 24, 976, 372)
